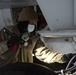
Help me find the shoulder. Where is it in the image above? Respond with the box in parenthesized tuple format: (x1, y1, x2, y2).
(3, 25, 19, 34)
(4, 25, 14, 31)
(0, 26, 13, 33)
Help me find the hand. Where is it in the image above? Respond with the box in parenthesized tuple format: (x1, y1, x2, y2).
(65, 53, 76, 63)
(7, 37, 20, 48)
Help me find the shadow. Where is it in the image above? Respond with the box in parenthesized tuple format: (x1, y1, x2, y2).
(33, 56, 68, 71)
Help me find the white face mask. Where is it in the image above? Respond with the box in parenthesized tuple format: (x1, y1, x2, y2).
(27, 24, 35, 32)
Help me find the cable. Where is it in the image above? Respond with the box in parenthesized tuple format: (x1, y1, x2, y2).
(66, 55, 76, 70)
(55, 55, 76, 74)
(61, 69, 65, 75)
(55, 65, 76, 74)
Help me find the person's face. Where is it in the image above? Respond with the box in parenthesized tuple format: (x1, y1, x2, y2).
(27, 20, 37, 33)
(17, 21, 29, 34)
(17, 20, 37, 34)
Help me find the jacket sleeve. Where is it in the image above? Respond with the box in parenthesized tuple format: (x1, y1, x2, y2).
(0, 27, 9, 54)
(33, 38, 67, 63)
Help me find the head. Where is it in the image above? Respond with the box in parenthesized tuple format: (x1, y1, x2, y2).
(17, 6, 38, 34)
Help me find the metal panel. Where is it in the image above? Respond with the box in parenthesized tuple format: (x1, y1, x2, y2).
(36, 0, 74, 30)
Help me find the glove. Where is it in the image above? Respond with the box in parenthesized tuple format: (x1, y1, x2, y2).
(11, 44, 18, 52)
(64, 53, 76, 63)
(7, 37, 21, 48)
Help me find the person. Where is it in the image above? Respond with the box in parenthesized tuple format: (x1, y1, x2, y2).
(0, 6, 76, 70)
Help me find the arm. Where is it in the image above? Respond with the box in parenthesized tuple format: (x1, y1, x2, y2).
(0, 27, 9, 54)
(33, 38, 67, 63)
(0, 41, 8, 55)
